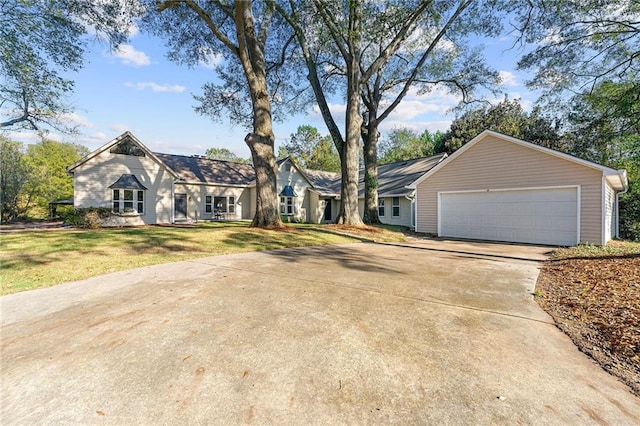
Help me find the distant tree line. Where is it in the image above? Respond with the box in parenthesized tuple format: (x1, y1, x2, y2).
(0, 138, 88, 222)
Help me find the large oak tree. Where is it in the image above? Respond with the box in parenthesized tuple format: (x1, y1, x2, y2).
(145, 0, 299, 227)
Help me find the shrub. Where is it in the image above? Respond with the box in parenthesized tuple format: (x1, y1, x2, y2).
(62, 207, 113, 228)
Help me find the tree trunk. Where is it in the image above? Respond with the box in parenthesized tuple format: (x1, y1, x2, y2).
(362, 108, 381, 224)
(247, 132, 280, 227)
(335, 0, 364, 226)
(337, 119, 363, 225)
(234, 1, 281, 228)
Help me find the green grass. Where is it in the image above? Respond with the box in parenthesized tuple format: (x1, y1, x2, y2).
(1, 222, 399, 295)
(551, 239, 640, 259)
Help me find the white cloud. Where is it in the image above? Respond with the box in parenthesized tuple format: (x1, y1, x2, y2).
(113, 44, 150, 67)
(109, 123, 132, 133)
(499, 70, 518, 87)
(199, 52, 224, 69)
(2, 131, 42, 144)
(124, 82, 186, 93)
(59, 112, 93, 128)
(379, 119, 452, 135)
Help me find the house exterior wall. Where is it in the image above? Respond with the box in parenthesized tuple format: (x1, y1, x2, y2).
(73, 151, 174, 225)
(415, 134, 605, 244)
(238, 187, 254, 220)
(173, 183, 250, 222)
(358, 196, 413, 227)
(604, 181, 615, 242)
(277, 162, 313, 222)
(308, 191, 322, 224)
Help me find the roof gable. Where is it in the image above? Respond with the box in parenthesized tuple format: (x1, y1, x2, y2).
(408, 130, 628, 190)
(67, 132, 178, 178)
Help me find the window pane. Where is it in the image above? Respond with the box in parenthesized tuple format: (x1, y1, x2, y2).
(228, 197, 235, 213)
(137, 191, 144, 201)
(205, 204, 212, 213)
(214, 196, 227, 212)
(205, 195, 212, 204)
(124, 190, 133, 201)
(392, 197, 399, 206)
(113, 201, 119, 213)
(287, 197, 294, 215)
(124, 201, 133, 211)
(113, 189, 120, 200)
(138, 202, 144, 214)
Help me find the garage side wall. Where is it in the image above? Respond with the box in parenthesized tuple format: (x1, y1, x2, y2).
(415, 135, 604, 244)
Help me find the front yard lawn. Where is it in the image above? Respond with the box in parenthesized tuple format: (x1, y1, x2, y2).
(535, 240, 640, 396)
(0, 222, 405, 295)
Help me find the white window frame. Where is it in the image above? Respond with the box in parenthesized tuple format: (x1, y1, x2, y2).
(205, 195, 236, 216)
(392, 196, 400, 217)
(280, 196, 294, 215)
(112, 189, 144, 215)
(378, 198, 385, 217)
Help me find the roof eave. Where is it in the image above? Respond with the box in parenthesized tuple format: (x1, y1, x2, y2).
(174, 181, 252, 188)
(67, 132, 180, 179)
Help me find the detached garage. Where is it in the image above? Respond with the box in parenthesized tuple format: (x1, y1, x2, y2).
(410, 131, 629, 246)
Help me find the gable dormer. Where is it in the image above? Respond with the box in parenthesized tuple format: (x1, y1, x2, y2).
(109, 136, 146, 157)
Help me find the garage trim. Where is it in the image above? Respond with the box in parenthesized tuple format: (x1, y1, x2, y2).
(437, 185, 581, 245)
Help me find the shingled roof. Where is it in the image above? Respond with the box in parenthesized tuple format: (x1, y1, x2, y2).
(302, 168, 341, 196)
(358, 154, 447, 198)
(155, 153, 255, 186)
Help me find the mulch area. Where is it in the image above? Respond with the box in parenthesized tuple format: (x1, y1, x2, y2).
(535, 246, 640, 396)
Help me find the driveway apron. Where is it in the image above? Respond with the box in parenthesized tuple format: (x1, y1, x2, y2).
(1, 241, 639, 425)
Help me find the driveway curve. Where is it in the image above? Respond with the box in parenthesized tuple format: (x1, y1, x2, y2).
(2, 241, 639, 425)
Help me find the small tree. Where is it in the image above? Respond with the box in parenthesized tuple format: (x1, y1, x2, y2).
(205, 147, 250, 164)
(0, 137, 30, 222)
(23, 140, 88, 215)
(379, 128, 445, 164)
(278, 125, 340, 172)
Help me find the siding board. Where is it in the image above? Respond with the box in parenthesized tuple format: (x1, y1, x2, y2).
(416, 134, 604, 244)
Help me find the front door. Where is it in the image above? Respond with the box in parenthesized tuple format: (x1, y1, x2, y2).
(174, 193, 187, 220)
(323, 199, 332, 221)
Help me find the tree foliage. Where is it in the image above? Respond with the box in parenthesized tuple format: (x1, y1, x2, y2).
(0, 0, 137, 133)
(278, 125, 340, 172)
(515, 0, 640, 95)
(0, 137, 88, 222)
(379, 128, 445, 164)
(23, 140, 89, 213)
(441, 97, 563, 153)
(565, 80, 640, 240)
(0, 137, 30, 222)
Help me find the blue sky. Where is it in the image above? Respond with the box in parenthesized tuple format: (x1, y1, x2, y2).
(4, 26, 539, 158)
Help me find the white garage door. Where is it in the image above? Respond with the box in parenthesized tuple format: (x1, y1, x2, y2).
(439, 187, 578, 246)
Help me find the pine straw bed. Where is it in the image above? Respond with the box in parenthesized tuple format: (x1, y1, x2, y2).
(535, 241, 640, 396)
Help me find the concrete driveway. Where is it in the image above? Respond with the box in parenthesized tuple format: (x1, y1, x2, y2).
(2, 240, 639, 424)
